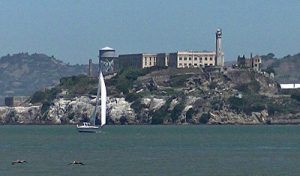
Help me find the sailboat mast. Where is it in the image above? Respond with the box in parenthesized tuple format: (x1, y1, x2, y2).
(91, 71, 101, 126)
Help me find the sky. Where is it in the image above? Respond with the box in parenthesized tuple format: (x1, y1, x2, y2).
(0, 0, 299, 64)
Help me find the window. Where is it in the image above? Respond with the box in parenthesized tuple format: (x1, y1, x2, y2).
(184, 63, 187, 66)
(189, 63, 192, 66)
(194, 63, 198, 66)
(194, 57, 198, 61)
(200, 58, 203, 61)
(210, 64, 213, 66)
(205, 57, 207, 61)
(179, 63, 182, 65)
(184, 57, 187, 61)
(189, 57, 192, 60)
(179, 57, 182, 60)
(210, 57, 213, 61)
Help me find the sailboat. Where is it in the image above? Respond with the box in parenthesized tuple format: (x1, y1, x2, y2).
(77, 71, 107, 133)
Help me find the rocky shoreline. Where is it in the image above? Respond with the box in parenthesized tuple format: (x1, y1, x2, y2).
(1, 68, 299, 125)
(1, 95, 299, 125)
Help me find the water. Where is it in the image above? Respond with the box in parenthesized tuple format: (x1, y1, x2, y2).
(1, 125, 300, 176)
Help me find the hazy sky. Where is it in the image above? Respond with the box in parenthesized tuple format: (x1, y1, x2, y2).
(0, 0, 299, 64)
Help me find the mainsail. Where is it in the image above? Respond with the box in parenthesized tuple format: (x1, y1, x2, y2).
(100, 72, 107, 127)
(90, 71, 102, 126)
(90, 71, 106, 127)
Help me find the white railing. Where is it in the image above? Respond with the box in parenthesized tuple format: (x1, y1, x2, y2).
(280, 84, 300, 89)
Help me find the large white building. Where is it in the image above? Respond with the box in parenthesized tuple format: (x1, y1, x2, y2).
(114, 29, 224, 70)
(166, 51, 218, 68)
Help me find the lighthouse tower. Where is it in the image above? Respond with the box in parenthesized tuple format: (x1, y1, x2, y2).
(215, 29, 224, 66)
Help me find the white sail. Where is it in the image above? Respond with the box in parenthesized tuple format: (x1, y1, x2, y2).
(100, 72, 107, 127)
(90, 71, 102, 126)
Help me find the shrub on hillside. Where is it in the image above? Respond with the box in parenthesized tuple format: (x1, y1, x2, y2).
(186, 108, 195, 121)
(291, 92, 300, 102)
(236, 80, 260, 93)
(125, 93, 141, 102)
(171, 103, 184, 122)
(199, 113, 211, 124)
(31, 91, 46, 104)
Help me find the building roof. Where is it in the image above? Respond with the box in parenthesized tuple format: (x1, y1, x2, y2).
(100, 46, 114, 51)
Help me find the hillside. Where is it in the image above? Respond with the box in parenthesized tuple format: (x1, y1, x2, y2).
(261, 53, 300, 83)
(0, 53, 98, 104)
(1, 67, 300, 125)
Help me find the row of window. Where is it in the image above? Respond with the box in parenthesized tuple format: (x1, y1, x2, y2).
(179, 63, 213, 67)
(144, 61, 156, 66)
(144, 57, 156, 61)
(179, 57, 214, 61)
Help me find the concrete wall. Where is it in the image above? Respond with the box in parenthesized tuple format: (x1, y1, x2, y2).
(168, 51, 216, 68)
(280, 84, 300, 89)
(117, 54, 143, 69)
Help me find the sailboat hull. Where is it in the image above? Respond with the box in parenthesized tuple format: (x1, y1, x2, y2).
(77, 124, 99, 133)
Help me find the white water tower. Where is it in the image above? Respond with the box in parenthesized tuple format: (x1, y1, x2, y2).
(99, 47, 116, 73)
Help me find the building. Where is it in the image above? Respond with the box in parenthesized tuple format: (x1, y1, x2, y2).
(5, 96, 29, 107)
(113, 29, 224, 70)
(237, 54, 262, 71)
(156, 53, 169, 67)
(167, 51, 217, 68)
(215, 29, 224, 67)
(117, 53, 157, 69)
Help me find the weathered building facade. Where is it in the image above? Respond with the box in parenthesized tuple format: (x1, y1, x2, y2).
(117, 53, 157, 69)
(113, 29, 224, 70)
(237, 54, 262, 71)
(167, 51, 217, 68)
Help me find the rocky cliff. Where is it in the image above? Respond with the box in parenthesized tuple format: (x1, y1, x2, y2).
(1, 67, 299, 125)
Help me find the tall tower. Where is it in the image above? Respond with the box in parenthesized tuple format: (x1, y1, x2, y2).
(215, 29, 224, 66)
(88, 59, 93, 77)
(99, 47, 116, 73)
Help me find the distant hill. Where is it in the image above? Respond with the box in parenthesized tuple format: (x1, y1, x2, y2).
(261, 53, 300, 83)
(226, 53, 300, 84)
(0, 53, 97, 104)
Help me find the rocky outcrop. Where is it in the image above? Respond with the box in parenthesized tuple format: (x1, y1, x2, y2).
(208, 110, 269, 124)
(0, 106, 41, 124)
(0, 68, 299, 125)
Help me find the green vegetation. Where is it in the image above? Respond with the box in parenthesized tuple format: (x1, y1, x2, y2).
(125, 93, 142, 102)
(171, 102, 184, 122)
(30, 88, 61, 104)
(264, 67, 276, 75)
(151, 99, 172, 124)
(199, 113, 211, 124)
(291, 91, 300, 102)
(186, 108, 195, 122)
(228, 93, 300, 116)
(109, 67, 164, 94)
(169, 74, 190, 87)
(60, 75, 97, 95)
(236, 80, 260, 94)
(227, 95, 265, 114)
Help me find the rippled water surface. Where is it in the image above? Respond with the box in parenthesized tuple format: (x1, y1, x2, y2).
(1, 125, 300, 176)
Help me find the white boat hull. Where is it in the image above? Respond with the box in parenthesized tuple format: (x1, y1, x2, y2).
(77, 124, 99, 133)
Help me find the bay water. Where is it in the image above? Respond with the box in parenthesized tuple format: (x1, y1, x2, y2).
(1, 125, 300, 176)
